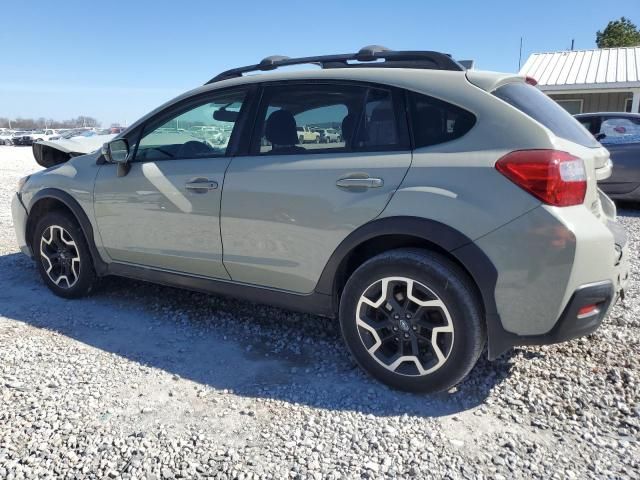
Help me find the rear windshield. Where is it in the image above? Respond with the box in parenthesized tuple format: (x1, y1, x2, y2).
(493, 82, 599, 148)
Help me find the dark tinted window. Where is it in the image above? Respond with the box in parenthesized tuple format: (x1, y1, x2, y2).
(254, 84, 407, 155)
(493, 82, 599, 148)
(353, 88, 400, 149)
(576, 116, 599, 135)
(408, 91, 476, 148)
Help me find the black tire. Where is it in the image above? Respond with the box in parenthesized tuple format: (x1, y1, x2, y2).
(339, 248, 486, 393)
(33, 210, 96, 299)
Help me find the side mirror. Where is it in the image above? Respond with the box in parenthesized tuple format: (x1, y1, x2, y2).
(102, 139, 131, 177)
(595, 133, 607, 141)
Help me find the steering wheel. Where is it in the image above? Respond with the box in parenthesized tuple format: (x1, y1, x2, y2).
(177, 141, 214, 158)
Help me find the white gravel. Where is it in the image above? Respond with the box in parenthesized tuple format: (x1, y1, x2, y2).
(0, 145, 638, 479)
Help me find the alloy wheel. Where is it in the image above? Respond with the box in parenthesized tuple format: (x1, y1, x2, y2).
(356, 276, 454, 376)
(40, 225, 80, 288)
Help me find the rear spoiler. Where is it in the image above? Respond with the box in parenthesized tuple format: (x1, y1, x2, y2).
(465, 70, 526, 92)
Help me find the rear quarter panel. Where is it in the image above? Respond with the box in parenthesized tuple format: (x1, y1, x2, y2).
(381, 73, 550, 238)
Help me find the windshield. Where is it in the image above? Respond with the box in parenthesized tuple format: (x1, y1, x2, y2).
(493, 82, 599, 148)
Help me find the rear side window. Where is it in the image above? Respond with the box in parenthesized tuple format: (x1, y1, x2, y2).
(408, 91, 476, 148)
(599, 117, 640, 145)
(493, 82, 599, 148)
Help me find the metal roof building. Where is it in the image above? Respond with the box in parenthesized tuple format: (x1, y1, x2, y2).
(519, 47, 640, 114)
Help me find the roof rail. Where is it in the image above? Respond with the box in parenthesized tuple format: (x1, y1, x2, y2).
(206, 45, 465, 84)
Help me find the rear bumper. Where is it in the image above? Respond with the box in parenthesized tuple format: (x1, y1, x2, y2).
(11, 193, 31, 257)
(476, 199, 629, 359)
(508, 280, 615, 348)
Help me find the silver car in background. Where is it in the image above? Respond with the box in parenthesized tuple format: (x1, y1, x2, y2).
(575, 112, 640, 201)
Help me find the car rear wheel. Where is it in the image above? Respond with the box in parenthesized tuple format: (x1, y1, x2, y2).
(339, 248, 486, 393)
(33, 211, 97, 298)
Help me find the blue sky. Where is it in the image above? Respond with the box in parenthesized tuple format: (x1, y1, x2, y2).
(1, 1, 636, 126)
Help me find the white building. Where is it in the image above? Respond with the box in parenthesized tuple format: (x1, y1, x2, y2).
(519, 47, 640, 114)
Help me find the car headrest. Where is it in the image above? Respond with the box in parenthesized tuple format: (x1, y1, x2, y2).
(265, 109, 299, 146)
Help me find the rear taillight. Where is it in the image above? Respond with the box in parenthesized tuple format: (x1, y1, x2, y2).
(495, 150, 587, 206)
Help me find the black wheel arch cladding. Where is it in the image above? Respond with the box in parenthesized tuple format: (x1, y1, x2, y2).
(314, 216, 511, 359)
(27, 188, 108, 276)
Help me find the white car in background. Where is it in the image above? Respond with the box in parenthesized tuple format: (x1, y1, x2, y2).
(32, 129, 60, 142)
(0, 130, 15, 145)
(318, 128, 341, 143)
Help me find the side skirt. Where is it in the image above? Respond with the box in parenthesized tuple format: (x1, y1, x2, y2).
(106, 262, 335, 318)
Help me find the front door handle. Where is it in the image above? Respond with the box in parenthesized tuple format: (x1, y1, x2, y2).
(185, 178, 218, 193)
(336, 177, 384, 189)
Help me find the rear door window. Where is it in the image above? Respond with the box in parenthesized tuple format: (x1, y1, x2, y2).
(599, 117, 640, 145)
(408, 91, 476, 148)
(493, 82, 599, 148)
(252, 83, 409, 155)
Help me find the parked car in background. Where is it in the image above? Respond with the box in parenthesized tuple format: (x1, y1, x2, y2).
(0, 130, 15, 145)
(12, 131, 36, 146)
(13, 130, 58, 145)
(32, 129, 59, 143)
(576, 112, 640, 201)
(313, 127, 341, 143)
(12, 46, 629, 393)
(296, 125, 320, 143)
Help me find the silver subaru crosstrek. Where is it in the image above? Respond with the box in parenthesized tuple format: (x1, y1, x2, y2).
(12, 46, 630, 392)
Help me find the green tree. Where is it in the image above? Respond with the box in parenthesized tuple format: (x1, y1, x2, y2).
(596, 17, 640, 48)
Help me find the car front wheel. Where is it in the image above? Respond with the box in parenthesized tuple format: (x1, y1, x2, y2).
(33, 211, 97, 298)
(339, 249, 485, 393)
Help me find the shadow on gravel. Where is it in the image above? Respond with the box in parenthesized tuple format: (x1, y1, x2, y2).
(0, 251, 515, 418)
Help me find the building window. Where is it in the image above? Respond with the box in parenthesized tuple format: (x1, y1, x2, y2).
(626, 98, 634, 113)
(555, 99, 583, 115)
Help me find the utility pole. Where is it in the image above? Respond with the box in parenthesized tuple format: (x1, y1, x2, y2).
(518, 37, 523, 71)
(571, 39, 575, 50)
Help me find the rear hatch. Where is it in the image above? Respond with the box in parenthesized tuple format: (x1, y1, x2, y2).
(468, 74, 612, 220)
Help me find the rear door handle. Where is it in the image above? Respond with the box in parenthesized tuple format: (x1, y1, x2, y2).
(336, 177, 384, 189)
(185, 178, 218, 192)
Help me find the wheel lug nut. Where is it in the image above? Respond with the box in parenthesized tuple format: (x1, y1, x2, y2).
(394, 337, 399, 341)
(403, 333, 410, 339)
(412, 326, 417, 331)
(405, 313, 412, 319)
(393, 314, 399, 320)
(392, 326, 398, 331)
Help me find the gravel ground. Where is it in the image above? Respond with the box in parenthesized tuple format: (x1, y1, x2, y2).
(0, 145, 638, 479)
